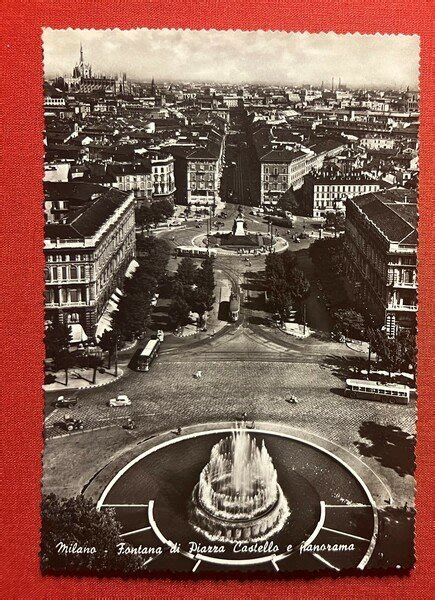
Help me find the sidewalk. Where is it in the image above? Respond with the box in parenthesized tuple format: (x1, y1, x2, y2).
(345, 339, 369, 353)
(43, 366, 124, 392)
(280, 322, 313, 339)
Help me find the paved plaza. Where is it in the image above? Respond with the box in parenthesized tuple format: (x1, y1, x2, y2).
(44, 320, 415, 507)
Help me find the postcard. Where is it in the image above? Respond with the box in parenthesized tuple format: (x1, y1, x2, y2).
(41, 28, 418, 575)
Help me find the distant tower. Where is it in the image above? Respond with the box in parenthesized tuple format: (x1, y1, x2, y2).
(338, 77, 341, 91)
(75, 43, 91, 79)
(332, 77, 334, 91)
(151, 77, 156, 96)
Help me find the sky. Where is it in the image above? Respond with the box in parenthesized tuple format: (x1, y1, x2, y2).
(42, 28, 420, 89)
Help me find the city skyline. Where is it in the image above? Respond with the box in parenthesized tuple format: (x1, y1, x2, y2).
(43, 28, 420, 89)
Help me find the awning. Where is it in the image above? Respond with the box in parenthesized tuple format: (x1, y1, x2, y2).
(95, 289, 124, 341)
(70, 323, 88, 344)
(125, 259, 140, 279)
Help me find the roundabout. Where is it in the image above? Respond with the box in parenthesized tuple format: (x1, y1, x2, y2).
(93, 423, 380, 573)
(191, 231, 289, 256)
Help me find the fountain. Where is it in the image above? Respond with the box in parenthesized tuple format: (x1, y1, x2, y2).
(190, 426, 290, 542)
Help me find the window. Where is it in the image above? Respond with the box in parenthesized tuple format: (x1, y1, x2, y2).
(69, 289, 80, 303)
(70, 265, 78, 280)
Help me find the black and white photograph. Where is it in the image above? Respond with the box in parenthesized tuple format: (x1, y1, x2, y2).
(41, 28, 419, 575)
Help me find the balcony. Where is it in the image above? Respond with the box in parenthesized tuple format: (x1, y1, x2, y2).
(389, 280, 417, 289)
(387, 302, 417, 312)
(46, 301, 90, 308)
(46, 277, 91, 285)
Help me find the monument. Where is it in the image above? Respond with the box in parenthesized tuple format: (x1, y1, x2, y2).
(190, 426, 290, 542)
(215, 210, 264, 250)
(233, 213, 246, 236)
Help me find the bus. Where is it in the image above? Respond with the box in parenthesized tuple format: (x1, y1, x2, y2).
(229, 293, 240, 322)
(176, 246, 218, 258)
(136, 339, 160, 372)
(345, 378, 410, 405)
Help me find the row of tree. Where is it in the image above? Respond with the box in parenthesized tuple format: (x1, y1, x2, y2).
(369, 327, 417, 377)
(135, 199, 174, 233)
(332, 308, 417, 376)
(169, 255, 215, 329)
(265, 250, 310, 321)
(44, 322, 103, 386)
(112, 236, 172, 341)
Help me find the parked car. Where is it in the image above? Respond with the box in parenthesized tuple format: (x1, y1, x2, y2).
(108, 394, 131, 407)
(56, 395, 78, 408)
(63, 415, 84, 431)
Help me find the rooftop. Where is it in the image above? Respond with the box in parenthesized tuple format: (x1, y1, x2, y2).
(350, 188, 417, 245)
(45, 187, 132, 240)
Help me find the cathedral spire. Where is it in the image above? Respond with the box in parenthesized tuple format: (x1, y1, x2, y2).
(80, 43, 84, 65)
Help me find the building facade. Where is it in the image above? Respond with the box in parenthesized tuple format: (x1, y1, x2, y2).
(304, 170, 383, 217)
(187, 155, 221, 209)
(109, 163, 154, 200)
(150, 153, 176, 201)
(345, 188, 417, 335)
(44, 188, 136, 338)
(259, 151, 311, 206)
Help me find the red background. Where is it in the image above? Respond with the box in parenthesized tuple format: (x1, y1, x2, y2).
(0, 1, 433, 597)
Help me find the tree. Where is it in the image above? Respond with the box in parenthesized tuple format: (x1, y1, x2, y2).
(309, 236, 344, 275)
(281, 250, 297, 278)
(192, 288, 210, 327)
(113, 292, 151, 341)
(399, 329, 417, 375)
(196, 255, 215, 309)
(99, 329, 119, 370)
(325, 210, 345, 232)
(371, 328, 416, 377)
(176, 257, 197, 287)
(135, 204, 154, 234)
(56, 350, 76, 387)
(169, 296, 191, 328)
(80, 354, 104, 384)
(268, 277, 293, 322)
(44, 321, 72, 360)
(149, 199, 174, 226)
(382, 337, 406, 377)
(265, 252, 286, 283)
(156, 198, 174, 220)
(136, 234, 171, 264)
(41, 494, 144, 574)
(288, 268, 310, 306)
(124, 264, 156, 296)
(277, 188, 299, 214)
(334, 309, 365, 340)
